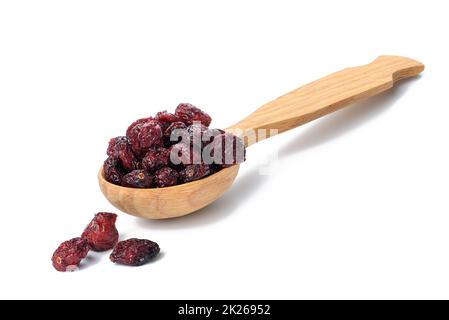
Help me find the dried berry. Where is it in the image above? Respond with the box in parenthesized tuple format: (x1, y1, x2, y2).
(208, 133, 246, 167)
(122, 170, 154, 188)
(142, 147, 170, 172)
(110, 238, 160, 266)
(169, 142, 202, 166)
(103, 157, 124, 185)
(154, 167, 178, 187)
(175, 103, 212, 127)
(81, 212, 119, 252)
(155, 111, 179, 130)
(52, 237, 89, 272)
(126, 117, 153, 140)
(107, 136, 139, 172)
(130, 121, 163, 157)
(179, 164, 211, 183)
(164, 121, 187, 145)
(186, 124, 224, 148)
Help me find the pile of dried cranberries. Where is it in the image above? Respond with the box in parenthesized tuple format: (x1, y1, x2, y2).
(52, 213, 159, 272)
(103, 103, 246, 188)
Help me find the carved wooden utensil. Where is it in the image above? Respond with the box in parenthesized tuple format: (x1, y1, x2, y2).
(99, 55, 424, 219)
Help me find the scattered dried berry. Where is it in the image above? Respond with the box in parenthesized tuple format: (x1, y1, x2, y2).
(103, 157, 124, 184)
(142, 147, 170, 172)
(154, 167, 179, 187)
(81, 212, 119, 252)
(52, 237, 89, 272)
(122, 170, 154, 188)
(175, 103, 212, 126)
(179, 164, 211, 183)
(110, 238, 160, 266)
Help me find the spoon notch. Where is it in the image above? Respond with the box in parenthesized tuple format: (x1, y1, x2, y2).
(99, 55, 424, 219)
(227, 55, 424, 146)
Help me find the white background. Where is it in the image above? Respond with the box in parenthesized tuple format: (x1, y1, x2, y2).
(0, 0, 448, 299)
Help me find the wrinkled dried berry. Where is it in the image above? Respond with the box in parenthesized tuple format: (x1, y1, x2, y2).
(179, 164, 211, 183)
(208, 133, 246, 167)
(52, 237, 89, 272)
(154, 167, 179, 187)
(122, 170, 154, 188)
(107, 136, 139, 171)
(175, 103, 212, 127)
(103, 157, 124, 185)
(169, 142, 202, 166)
(155, 111, 179, 130)
(187, 124, 224, 148)
(142, 147, 170, 172)
(103, 103, 245, 188)
(164, 121, 187, 145)
(126, 117, 153, 140)
(81, 212, 119, 252)
(110, 238, 160, 266)
(130, 121, 163, 157)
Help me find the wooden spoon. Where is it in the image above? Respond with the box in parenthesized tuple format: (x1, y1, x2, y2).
(98, 55, 424, 219)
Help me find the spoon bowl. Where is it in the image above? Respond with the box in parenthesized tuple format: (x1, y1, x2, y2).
(98, 165, 240, 219)
(99, 56, 424, 219)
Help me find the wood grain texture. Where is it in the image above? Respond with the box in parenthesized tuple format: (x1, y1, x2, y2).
(227, 56, 424, 146)
(99, 55, 424, 219)
(98, 165, 239, 219)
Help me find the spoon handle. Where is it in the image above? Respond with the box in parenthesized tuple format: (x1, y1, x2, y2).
(227, 55, 424, 147)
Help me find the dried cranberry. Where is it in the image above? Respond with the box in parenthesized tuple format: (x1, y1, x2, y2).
(126, 117, 153, 140)
(175, 103, 212, 127)
(179, 164, 211, 183)
(142, 147, 170, 172)
(164, 121, 187, 145)
(110, 238, 160, 266)
(154, 167, 178, 187)
(52, 237, 89, 272)
(122, 170, 154, 188)
(186, 124, 224, 148)
(155, 111, 179, 130)
(208, 133, 246, 167)
(169, 142, 202, 166)
(203, 128, 225, 146)
(130, 121, 163, 157)
(103, 157, 124, 185)
(81, 212, 119, 252)
(107, 136, 139, 172)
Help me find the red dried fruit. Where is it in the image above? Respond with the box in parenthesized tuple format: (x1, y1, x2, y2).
(175, 103, 212, 127)
(122, 170, 154, 188)
(107, 136, 139, 172)
(154, 167, 178, 187)
(207, 133, 246, 167)
(186, 124, 224, 148)
(81, 212, 119, 252)
(126, 117, 153, 140)
(169, 142, 202, 166)
(103, 157, 124, 185)
(179, 164, 211, 183)
(110, 238, 160, 266)
(155, 111, 179, 130)
(130, 121, 163, 157)
(142, 147, 170, 172)
(164, 121, 187, 145)
(52, 237, 89, 272)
